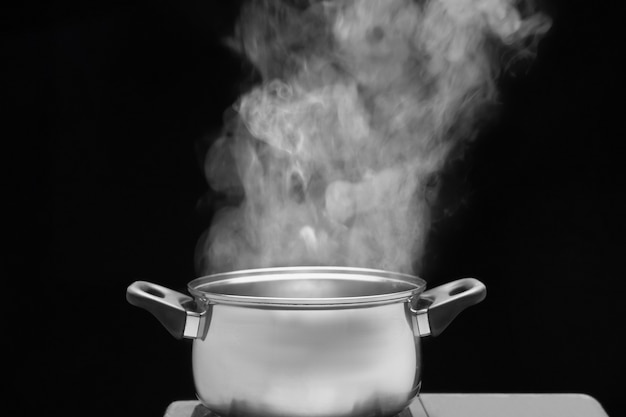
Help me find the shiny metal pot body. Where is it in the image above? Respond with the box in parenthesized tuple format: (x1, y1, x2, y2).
(194, 301, 420, 417)
(127, 267, 486, 417)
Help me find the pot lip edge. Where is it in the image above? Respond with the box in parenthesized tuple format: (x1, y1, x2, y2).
(187, 266, 426, 308)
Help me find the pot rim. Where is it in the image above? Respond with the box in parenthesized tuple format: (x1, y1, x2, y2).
(187, 266, 426, 308)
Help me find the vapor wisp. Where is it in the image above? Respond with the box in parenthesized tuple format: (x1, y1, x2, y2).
(196, 0, 550, 275)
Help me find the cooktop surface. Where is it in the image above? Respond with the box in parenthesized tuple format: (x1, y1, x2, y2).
(164, 393, 608, 417)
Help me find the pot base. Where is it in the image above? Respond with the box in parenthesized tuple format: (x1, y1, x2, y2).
(169, 401, 416, 417)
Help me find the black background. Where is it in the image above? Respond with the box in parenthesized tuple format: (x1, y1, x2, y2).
(5, 1, 625, 417)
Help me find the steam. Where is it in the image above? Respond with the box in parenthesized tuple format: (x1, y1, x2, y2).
(197, 0, 550, 275)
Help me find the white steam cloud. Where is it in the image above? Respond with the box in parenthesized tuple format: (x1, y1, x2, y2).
(197, 0, 550, 275)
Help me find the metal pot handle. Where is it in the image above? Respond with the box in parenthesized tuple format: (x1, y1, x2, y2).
(412, 278, 486, 337)
(126, 281, 209, 340)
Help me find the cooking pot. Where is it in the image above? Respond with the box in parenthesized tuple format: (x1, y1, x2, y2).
(127, 266, 485, 417)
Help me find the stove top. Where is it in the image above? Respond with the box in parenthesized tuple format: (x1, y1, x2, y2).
(165, 394, 609, 417)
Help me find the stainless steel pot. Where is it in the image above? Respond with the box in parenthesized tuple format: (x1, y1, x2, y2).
(127, 266, 486, 417)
